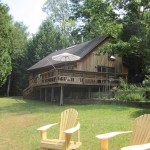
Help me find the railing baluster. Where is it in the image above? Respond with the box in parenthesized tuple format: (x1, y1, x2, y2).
(28, 69, 127, 87)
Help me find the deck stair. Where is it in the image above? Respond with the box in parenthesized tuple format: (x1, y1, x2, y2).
(23, 85, 33, 98)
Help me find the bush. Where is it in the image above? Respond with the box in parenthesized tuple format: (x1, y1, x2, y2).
(114, 91, 127, 100)
(119, 78, 128, 90)
(113, 78, 149, 101)
(125, 93, 145, 101)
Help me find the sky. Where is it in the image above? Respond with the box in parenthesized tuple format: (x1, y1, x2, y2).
(1, 0, 47, 34)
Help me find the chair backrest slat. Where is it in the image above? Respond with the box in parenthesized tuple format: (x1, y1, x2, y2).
(59, 108, 78, 140)
(130, 114, 150, 145)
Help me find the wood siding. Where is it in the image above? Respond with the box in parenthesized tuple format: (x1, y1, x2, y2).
(74, 46, 124, 74)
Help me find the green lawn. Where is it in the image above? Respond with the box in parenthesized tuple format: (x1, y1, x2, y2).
(0, 97, 150, 150)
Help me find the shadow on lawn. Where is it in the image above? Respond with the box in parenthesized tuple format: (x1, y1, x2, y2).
(0, 97, 67, 115)
(1, 97, 149, 117)
(130, 109, 150, 118)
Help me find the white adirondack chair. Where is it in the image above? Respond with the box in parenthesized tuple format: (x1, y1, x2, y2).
(37, 108, 81, 150)
(96, 114, 150, 150)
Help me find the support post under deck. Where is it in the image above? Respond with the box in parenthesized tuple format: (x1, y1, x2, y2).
(51, 87, 54, 102)
(88, 87, 91, 99)
(40, 88, 42, 100)
(60, 86, 64, 105)
(45, 88, 47, 102)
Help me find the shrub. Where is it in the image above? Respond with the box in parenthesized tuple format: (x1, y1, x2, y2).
(125, 93, 145, 101)
(113, 78, 149, 101)
(119, 78, 128, 90)
(114, 91, 127, 100)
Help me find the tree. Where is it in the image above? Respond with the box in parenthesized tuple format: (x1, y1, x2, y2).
(1, 21, 29, 96)
(74, 0, 122, 40)
(0, 2, 12, 87)
(43, 0, 71, 24)
(26, 18, 62, 66)
(8, 22, 29, 96)
(42, 0, 77, 47)
(75, 0, 150, 82)
(111, 0, 150, 80)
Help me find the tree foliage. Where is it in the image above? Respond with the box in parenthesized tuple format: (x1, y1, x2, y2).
(74, 0, 122, 40)
(0, 2, 12, 86)
(113, 0, 150, 75)
(43, 0, 71, 24)
(9, 22, 29, 95)
(75, 0, 150, 78)
(26, 18, 62, 66)
(42, 0, 77, 47)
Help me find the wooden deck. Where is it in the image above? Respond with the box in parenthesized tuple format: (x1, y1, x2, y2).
(29, 69, 127, 87)
(23, 69, 127, 102)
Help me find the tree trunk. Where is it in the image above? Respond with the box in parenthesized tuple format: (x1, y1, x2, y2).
(7, 75, 11, 97)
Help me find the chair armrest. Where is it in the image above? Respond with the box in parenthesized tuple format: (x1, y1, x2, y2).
(96, 131, 132, 139)
(121, 143, 150, 150)
(37, 123, 58, 131)
(64, 123, 80, 134)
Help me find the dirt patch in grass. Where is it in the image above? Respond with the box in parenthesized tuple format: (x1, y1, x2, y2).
(0, 114, 39, 129)
(0, 114, 41, 150)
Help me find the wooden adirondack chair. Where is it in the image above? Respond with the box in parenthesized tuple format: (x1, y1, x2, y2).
(96, 114, 150, 150)
(37, 108, 81, 150)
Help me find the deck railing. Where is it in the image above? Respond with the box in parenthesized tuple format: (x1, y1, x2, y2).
(29, 69, 127, 87)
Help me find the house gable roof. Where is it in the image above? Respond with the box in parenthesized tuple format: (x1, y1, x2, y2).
(28, 34, 110, 71)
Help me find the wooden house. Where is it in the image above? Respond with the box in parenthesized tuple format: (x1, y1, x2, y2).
(23, 35, 128, 104)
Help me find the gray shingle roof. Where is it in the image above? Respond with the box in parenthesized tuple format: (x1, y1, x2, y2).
(28, 35, 109, 71)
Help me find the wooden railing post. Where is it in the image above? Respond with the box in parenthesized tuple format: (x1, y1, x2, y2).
(27, 69, 127, 87)
(56, 69, 58, 82)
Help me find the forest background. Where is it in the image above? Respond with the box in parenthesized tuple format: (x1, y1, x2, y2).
(0, 0, 150, 96)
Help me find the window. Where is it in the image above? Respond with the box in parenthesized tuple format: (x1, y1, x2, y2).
(97, 66, 115, 73)
(108, 67, 115, 73)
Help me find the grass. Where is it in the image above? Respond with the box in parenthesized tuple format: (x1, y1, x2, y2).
(0, 97, 150, 150)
